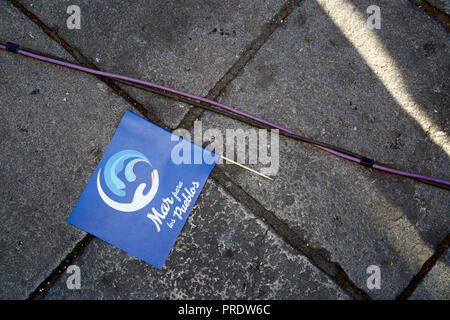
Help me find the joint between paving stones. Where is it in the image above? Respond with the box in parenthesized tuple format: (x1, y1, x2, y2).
(396, 233, 450, 300)
(177, 0, 305, 131)
(210, 167, 372, 300)
(27, 234, 94, 300)
(7, 0, 168, 130)
(409, 0, 450, 28)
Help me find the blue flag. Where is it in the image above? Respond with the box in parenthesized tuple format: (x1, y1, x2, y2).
(68, 110, 218, 269)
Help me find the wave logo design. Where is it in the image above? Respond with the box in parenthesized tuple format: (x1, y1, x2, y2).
(97, 150, 159, 212)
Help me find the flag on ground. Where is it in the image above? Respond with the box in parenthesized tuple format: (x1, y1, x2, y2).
(67, 110, 218, 269)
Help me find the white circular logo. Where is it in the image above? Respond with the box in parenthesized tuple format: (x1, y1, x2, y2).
(97, 150, 159, 212)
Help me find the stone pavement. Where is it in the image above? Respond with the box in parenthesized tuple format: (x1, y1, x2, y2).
(0, 0, 449, 300)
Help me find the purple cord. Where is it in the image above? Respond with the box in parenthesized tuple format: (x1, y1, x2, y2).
(1, 44, 448, 186)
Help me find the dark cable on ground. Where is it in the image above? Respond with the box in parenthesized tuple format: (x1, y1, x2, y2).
(1, 41, 448, 190)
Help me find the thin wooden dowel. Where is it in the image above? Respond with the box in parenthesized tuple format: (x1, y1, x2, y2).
(220, 155, 273, 181)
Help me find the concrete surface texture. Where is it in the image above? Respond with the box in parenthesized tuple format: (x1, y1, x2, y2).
(0, 0, 449, 300)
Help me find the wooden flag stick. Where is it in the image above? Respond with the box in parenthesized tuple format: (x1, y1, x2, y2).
(220, 155, 273, 181)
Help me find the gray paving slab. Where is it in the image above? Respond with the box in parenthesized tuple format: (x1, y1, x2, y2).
(0, 0, 135, 299)
(42, 179, 350, 299)
(18, 0, 286, 129)
(194, 0, 450, 299)
(409, 251, 450, 299)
